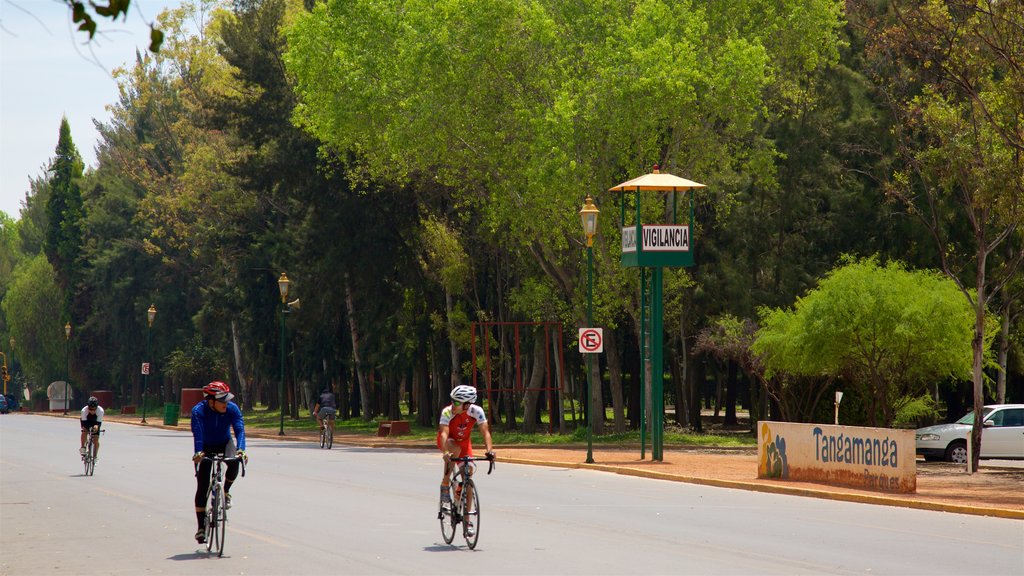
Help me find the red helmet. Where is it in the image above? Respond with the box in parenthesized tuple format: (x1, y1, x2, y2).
(203, 381, 233, 401)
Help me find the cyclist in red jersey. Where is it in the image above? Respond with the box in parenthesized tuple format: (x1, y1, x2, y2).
(438, 385, 494, 536)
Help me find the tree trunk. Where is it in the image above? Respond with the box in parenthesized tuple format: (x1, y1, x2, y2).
(675, 317, 690, 428)
(969, 247, 987, 474)
(446, 289, 462, 388)
(605, 331, 626, 433)
(416, 339, 432, 427)
(230, 319, 249, 410)
(997, 299, 1011, 404)
(553, 331, 567, 435)
(724, 361, 738, 426)
(689, 358, 704, 432)
(344, 273, 372, 421)
(522, 334, 544, 434)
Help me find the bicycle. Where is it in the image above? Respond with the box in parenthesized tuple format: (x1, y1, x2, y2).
(319, 416, 334, 449)
(197, 454, 246, 557)
(438, 455, 494, 549)
(82, 427, 103, 476)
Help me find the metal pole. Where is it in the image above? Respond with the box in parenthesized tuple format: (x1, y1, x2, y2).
(64, 336, 70, 416)
(585, 244, 595, 464)
(652, 267, 664, 461)
(279, 303, 286, 436)
(142, 324, 151, 423)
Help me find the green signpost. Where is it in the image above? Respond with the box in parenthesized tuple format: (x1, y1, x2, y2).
(609, 166, 704, 461)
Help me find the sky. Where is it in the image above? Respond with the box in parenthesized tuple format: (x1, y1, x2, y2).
(0, 0, 183, 221)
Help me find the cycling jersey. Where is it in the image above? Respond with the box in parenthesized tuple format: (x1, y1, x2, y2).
(80, 405, 104, 428)
(437, 403, 487, 454)
(191, 400, 246, 453)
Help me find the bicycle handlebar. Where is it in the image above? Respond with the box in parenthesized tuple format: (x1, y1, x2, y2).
(196, 454, 247, 477)
(449, 455, 496, 475)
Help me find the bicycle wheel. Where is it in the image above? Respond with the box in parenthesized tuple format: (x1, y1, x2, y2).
(205, 487, 218, 553)
(439, 487, 457, 544)
(320, 425, 326, 448)
(326, 424, 333, 449)
(215, 489, 227, 557)
(85, 441, 95, 476)
(462, 478, 480, 549)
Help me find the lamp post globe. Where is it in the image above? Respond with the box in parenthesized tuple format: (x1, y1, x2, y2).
(278, 273, 290, 435)
(579, 195, 599, 464)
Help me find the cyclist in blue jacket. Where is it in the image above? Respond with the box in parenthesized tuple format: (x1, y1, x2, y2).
(190, 381, 247, 544)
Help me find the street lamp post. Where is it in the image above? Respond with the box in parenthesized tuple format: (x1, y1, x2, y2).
(64, 322, 71, 416)
(579, 195, 599, 464)
(141, 305, 156, 424)
(278, 272, 290, 436)
(7, 336, 14, 397)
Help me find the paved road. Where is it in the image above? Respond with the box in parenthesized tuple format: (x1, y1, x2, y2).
(2, 414, 1022, 575)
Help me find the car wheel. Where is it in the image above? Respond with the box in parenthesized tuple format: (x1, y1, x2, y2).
(945, 440, 968, 464)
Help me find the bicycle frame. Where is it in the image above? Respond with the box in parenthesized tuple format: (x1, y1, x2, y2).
(439, 455, 494, 549)
(198, 454, 245, 557)
(82, 428, 103, 476)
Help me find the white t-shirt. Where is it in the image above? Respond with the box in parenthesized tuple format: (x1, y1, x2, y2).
(80, 405, 104, 422)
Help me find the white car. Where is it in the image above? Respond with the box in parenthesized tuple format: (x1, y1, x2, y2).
(915, 404, 1024, 464)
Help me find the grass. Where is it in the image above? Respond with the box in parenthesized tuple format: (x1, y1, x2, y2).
(238, 405, 756, 448)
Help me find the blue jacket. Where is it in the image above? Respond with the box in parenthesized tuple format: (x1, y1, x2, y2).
(191, 400, 246, 453)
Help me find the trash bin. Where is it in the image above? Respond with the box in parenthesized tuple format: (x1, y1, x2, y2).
(163, 403, 180, 426)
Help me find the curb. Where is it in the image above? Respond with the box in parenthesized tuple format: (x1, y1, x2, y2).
(496, 457, 1024, 520)
(32, 412, 1022, 520)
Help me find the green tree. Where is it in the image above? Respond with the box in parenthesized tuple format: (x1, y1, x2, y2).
(285, 0, 845, 432)
(44, 118, 86, 320)
(854, 0, 1024, 467)
(1, 255, 67, 390)
(753, 257, 987, 427)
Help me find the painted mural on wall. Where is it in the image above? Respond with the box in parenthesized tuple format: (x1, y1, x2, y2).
(758, 422, 789, 479)
(757, 421, 916, 493)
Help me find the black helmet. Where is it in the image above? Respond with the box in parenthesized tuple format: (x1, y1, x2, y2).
(87, 396, 98, 408)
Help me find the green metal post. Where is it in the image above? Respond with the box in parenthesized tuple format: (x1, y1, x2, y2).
(64, 332, 70, 415)
(279, 304, 286, 436)
(585, 244, 595, 464)
(640, 267, 647, 460)
(652, 267, 664, 461)
(142, 324, 151, 423)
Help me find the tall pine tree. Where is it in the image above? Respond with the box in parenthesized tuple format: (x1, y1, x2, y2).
(44, 117, 85, 318)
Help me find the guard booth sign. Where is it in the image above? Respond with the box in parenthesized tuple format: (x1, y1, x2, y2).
(578, 328, 603, 354)
(141, 362, 150, 375)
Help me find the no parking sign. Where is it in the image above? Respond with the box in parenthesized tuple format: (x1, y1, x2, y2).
(578, 328, 603, 353)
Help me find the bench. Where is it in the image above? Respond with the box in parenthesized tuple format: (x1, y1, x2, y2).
(376, 420, 411, 437)
(121, 406, 136, 414)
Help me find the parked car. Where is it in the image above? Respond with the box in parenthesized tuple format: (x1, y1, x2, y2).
(915, 404, 1024, 463)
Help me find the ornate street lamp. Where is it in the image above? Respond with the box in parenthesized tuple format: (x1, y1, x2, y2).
(579, 195, 599, 464)
(278, 272, 290, 436)
(142, 305, 157, 424)
(64, 322, 71, 415)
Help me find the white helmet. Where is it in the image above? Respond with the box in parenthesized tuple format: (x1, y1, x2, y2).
(450, 385, 477, 404)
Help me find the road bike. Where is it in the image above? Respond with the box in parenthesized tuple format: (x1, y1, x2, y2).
(82, 427, 103, 476)
(198, 454, 246, 557)
(319, 416, 334, 449)
(438, 455, 494, 550)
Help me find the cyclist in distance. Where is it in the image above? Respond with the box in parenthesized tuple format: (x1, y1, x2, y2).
(313, 385, 337, 436)
(79, 396, 104, 458)
(190, 381, 246, 544)
(438, 385, 494, 535)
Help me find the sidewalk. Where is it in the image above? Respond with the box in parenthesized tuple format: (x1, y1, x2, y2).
(66, 413, 1024, 520)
